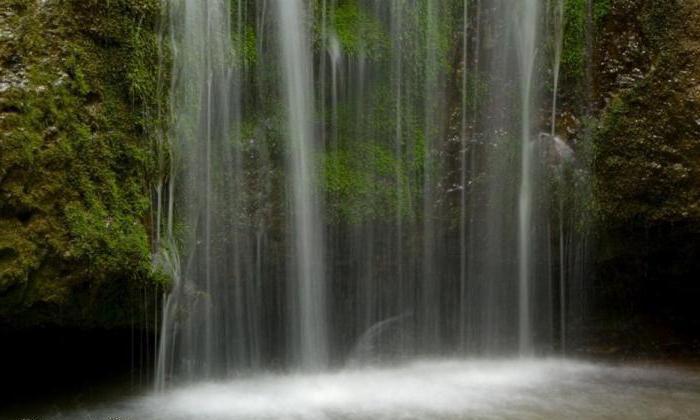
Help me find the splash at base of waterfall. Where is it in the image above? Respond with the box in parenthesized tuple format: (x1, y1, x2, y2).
(53, 359, 700, 420)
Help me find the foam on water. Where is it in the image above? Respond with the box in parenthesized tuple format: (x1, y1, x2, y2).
(53, 360, 700, 420)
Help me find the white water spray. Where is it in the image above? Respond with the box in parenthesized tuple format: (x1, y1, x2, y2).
(516, 0, 540, 355)
(275, 0, 329, 370)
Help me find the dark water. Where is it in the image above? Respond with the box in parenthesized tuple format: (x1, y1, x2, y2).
(10, 359, 700, 420)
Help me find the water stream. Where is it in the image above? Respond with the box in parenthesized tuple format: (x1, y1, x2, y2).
(275, 0, 329, 370)
(154, 0, 585, 379)
(137, 2, 688, 418)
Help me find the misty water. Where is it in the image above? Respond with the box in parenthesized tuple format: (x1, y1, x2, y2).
(156, 0, 579, 382)
(42, 360, 700, 419)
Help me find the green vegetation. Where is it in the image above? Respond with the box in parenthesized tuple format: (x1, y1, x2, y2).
(326, 1, 387, 58)
(586, 0, 700, 337)
(0, 0, 165, 327)
(561, 0, 611, 91)
(324, 142, 410, 224)
(593, 0, 700, 224)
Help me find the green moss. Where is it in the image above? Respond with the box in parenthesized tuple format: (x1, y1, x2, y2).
(229, 0, 258, 69)
(239, 24, 258, 68)
(593, 1, 700, 225)
(561, 0, 610, 89)
(0, 0, 165, 328)
(323, 142, 411, 224)
(594, 80, 700, 223)
(320, 1, 388, 58)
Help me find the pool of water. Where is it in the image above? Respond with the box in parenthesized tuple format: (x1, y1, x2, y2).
(34, 359, 700, 419)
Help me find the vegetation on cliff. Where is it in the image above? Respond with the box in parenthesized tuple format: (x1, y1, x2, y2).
(585, 0, 700, 352)
(593, 0, 700, 224)
(0, 0, 165, 328)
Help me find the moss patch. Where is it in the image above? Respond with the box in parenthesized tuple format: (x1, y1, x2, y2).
(593, 0, 700, 224)
(0, 0, 165, 328)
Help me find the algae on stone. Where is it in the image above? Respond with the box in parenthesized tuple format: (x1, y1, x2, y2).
(0, 0, 166, 328)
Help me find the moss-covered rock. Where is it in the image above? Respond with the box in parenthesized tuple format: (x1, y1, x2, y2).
(594, 0, 700, 225)
(579, 0, 700, 347)
(0, 0, 165, 328)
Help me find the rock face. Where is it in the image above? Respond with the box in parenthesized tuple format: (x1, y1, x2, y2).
(595, 0, 700, 223)
(0, 0, 164, 329)
(589, 0, 700, 354)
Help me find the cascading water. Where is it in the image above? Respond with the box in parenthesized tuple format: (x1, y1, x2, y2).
(458, 0, 470, 351)
(551, 0, 565, 138)
(515, 0, 540, 355)
(274, 0, 329, 370)
(156, 0, 247, 385)
(156, 0, 587, 386)
(420, 0, 445, 354)
(551, 0, 567, 351)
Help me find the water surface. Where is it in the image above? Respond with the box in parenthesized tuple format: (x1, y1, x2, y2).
(44, 359, 700, 419)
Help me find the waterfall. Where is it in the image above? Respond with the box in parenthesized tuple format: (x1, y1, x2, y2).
(552, 0, 565, 137)
(516, 0, 540, 355)
(154, 0, 585, 386)
(552, 0, 566, 351)
(390, 0, 408, 353)
(420, 0, 444, 354)
(459, 0, 470, 351)
(465, 0, 482, 353)
(156, 0, 250, 384)
(274, 0, 329, 370)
